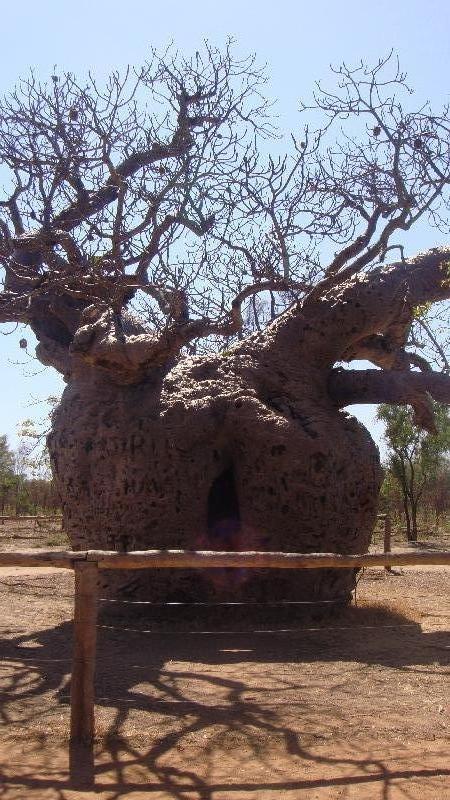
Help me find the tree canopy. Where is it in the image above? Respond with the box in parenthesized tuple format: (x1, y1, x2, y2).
(378, 403, 450, 539)
(0, 434, 14, 476)
(1, 45, 450, 424)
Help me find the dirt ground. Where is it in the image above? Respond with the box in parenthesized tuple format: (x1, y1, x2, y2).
(0, 522, 448, 799)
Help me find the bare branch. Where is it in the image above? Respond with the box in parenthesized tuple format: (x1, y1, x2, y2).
(1, 50, 449, 382)
(329, 367, 450, 432)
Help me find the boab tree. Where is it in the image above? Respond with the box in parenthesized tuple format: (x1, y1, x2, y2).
(1, 47, 450, 602)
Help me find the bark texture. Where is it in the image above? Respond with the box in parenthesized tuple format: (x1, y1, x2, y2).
(45, 248, 450, 604)
(49, 357, 381, 603)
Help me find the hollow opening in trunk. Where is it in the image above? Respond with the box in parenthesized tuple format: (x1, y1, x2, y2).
(207, 465, 241, 550)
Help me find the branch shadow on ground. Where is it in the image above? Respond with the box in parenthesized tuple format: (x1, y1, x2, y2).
(0, 600, 449, 799)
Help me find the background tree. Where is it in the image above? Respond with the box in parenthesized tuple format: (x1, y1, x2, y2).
(0, 431, 60, 516)
(17, 395, 59, 480)
(378, 404, 450, 541)
(0, 435, 15, 516)
(1, 46, 450, 602)
(426, 461, 450, 526)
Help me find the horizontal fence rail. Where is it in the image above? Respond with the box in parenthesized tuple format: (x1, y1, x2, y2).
(1, 548, 450, 569)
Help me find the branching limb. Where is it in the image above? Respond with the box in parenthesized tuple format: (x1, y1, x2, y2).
(68, 277, 308, 380)
(342, 334, 431, 371)
(1, 51, 450, 388)
(300, 247, 450, 366)
(329, 367, 450, 432)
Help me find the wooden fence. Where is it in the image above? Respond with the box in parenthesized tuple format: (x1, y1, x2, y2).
(2, 546, 449, 786)
(377, 513, 392, 570)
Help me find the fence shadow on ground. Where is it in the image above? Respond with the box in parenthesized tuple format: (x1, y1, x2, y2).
(0, 601, 449, 798)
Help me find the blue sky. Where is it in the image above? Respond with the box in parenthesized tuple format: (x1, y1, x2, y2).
(1, 0, 449, 454)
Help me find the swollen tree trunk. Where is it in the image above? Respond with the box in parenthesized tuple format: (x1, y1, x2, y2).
(44, 249, 450, 604)
(0, 244, 428, 601)
(48, 342, 382, 603)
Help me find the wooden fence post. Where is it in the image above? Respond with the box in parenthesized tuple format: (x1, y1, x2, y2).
(69, 560, 98, 786)
(384, 515, 392, 572)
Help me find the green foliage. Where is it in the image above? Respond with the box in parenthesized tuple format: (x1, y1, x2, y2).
(441, 260, 450, 289)
(412, 302, 433, 320)
(0, 433, 60, 515)
(0, 436, 16, 513)
(0, 435, 14, 475)
(378, 402, 450, 472)
(378, 402, 450, 540)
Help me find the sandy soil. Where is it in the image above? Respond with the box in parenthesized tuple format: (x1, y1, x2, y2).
(0, 527, 448, 799)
